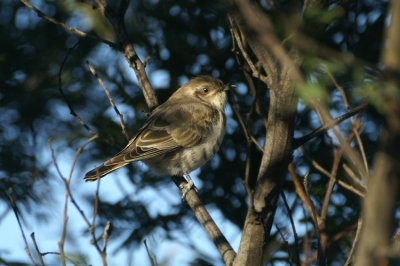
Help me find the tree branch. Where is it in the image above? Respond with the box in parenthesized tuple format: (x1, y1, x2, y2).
(354, 1, 400, 265)
(281, 192, 300, 265)
(49, 136, 109, 265)
(171, 176, 236, 265)
(6, 191, 36, 266)
(87, 61, 130, 141)
(292, 102, 368, 149)
(30, 232, 45, 266)
(227, 0, 300, 264)
(19, 0, 116, 48)
(95, 0, 159, 110)
(25, 0, 236, 263)
(94, 2, 235, 263)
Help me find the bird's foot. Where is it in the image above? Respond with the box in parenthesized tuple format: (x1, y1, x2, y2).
(181, 175, 197, 199)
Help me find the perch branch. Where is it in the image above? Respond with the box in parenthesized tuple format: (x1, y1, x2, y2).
(93, 1, 236, 263)
(171, 176, 236, 265)
(95, 0, 158, 110)
(25, 0, 236, 263)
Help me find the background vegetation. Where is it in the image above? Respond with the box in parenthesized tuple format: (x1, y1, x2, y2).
(1, 0, 399, 265)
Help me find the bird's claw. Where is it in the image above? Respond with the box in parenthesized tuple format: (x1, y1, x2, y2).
(180, 178, 197, 199)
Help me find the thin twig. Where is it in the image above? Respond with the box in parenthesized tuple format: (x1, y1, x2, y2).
(250, 136, 265, 153)
(59, 177, 69, 265)
(102, 221, 112, 252)
(30, 232, 45, 266)
(318, 149, 343, 265)
(231, 25, 269, 124)
(144, 239, 158, 266)
(281, 192, 300, 266)
(311, 160, 365, 198)
(317, 103, 369, 181)
(244, 68, 269, 124)
(58, 41, 97, 137)
(301, 206, 313, 266)
(58, 134, 99, 265)
(48, 136, 107, 265)
(344, 219, 362, 266)
(289, 164, 319, 226)
(87, 62, 130, 141)
(290, 163, 329, 265)
(342, 163, 367, 190)
(243, 143, 254, 202)
(229, 93, 251, 142)
(330, 221, 359, 244)
(293, 102, 368, 149)
(48, 137, 93, 226)
(229, 92, 255, 199)
(91, 179, 108, 265)
(329, 72, 370, 174)
(275, 225, 293, 266)
(42, 251, 61, 256)
(23, 0, 128, 146)
(91, 179, 107, 264)
(6, 190, 36, 266)
(352, 117, 369, 174)
(92, 179, 101, 234)
(303, 170, 310, 197)
(95, 0, 159, 110)
(20, 0, 116, 47)
(229, 17, 269, 84)
(320, 150, 342, 221)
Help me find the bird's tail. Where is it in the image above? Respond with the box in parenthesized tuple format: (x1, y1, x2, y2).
(84, 162, 129, 182)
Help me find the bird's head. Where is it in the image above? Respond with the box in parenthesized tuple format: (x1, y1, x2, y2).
(170, 76, 231, 110)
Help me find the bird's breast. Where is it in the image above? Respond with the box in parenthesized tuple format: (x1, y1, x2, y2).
(179, 110, 225, 174)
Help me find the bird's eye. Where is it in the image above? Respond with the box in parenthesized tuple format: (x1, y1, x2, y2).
(202, 87, 209, 93)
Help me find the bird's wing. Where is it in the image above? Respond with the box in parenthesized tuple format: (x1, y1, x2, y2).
(102, 102, 213, 167)
(153, 101, 214, 147)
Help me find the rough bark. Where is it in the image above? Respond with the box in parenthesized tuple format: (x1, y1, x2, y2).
(228, 1, 302, 264)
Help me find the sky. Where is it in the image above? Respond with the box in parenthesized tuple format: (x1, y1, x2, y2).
(0, 145, 243, 265)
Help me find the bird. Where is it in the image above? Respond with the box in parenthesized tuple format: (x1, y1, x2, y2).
(85, 76, 231, 196)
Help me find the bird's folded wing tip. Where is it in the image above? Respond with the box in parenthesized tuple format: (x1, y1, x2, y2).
(83, 170, 98, 182)
(84, 176, 97, 182)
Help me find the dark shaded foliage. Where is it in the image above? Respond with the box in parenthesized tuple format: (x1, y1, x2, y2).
(0, 0, 389, 264)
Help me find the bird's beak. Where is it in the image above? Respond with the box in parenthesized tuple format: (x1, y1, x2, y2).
(223, 83, 236, 92)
